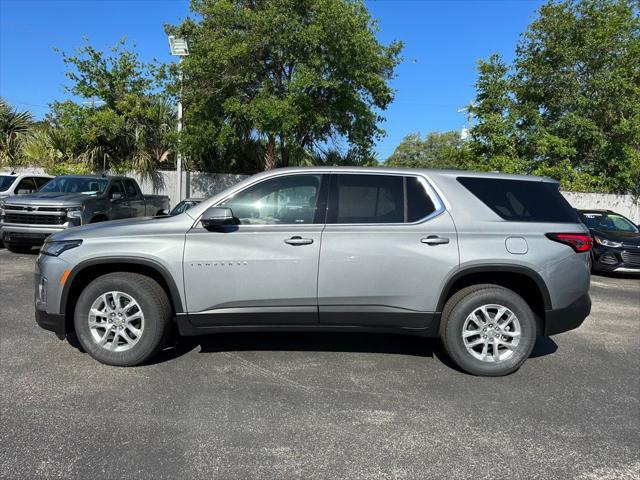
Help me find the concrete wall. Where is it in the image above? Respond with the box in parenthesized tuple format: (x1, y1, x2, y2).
(562, 191, 639, 224)
(4, 167, 639, 222)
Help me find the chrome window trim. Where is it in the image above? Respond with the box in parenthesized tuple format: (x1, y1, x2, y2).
(191, 170, 448, 229)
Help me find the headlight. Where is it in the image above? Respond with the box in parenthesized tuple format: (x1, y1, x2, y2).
(0, 199, 5, 218)
(40, 240, 83, 257)
(594, 236, 623, 248)
(65, 206, 84, 218)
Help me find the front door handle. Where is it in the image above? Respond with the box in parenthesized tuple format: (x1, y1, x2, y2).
(285, 236, 314, 246)
(421, 235, 450, 245)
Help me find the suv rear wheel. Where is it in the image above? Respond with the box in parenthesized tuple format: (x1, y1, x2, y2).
(440, 285, 537, 376)
(73, 272, 172, 366)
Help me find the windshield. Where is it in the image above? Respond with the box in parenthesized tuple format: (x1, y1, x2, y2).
(40, 177, 108, 194)
(0, 175, 16, 192)
(579, 212, 639, 233)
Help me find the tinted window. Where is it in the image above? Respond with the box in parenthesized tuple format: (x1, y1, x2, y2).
(170, 200, 200, 215)
(220, 175, 322, 225)
(40, 177, 107, 193)
(124, 180, 138, 198)
(108, 181, 125, 198)
(406, 176, 436, 222)
(329, 174, 436, 224)
(0, 176, 15, 192)
(332, 174, 403, 224)
(458, 177, 580, 223)
(34, 177, 50, 189)
(15, 177, 36, 192)
(579, 212, 639, 233)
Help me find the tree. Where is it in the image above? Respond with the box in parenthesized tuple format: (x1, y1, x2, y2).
(470, 0, 640, 194)
(0, 98, 33, 169)
(385, 131, 472, 169)
(167, 0, 402, 172)
(42, 40, 176, 177)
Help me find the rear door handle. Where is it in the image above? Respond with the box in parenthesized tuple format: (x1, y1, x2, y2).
(285, 236, 314, 246)
(421, 235, 450, 245)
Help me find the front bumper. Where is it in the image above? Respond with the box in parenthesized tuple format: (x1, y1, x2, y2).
(34, 254, 72, 339)
(35, 308, 66, 339)
(1, 223, 69, 245)
(592, 245, 640, 274)
(544, 293, 591, 336)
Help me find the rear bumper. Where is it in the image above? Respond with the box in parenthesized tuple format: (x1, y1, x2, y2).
(544, 293, 591, 336)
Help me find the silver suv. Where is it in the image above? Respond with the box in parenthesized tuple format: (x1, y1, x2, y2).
(35, 168, 592, 376)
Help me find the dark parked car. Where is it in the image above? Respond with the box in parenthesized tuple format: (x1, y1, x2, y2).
(578, 209, 640, 274)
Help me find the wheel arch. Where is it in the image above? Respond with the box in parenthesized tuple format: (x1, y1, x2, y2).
(436, 265, 552, 335)
(61, 257, 184, 334)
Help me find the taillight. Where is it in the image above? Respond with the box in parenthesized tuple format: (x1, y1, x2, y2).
(545, 233, 593, 252)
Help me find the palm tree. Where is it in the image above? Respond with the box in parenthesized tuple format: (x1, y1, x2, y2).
(0, 98, 33, 168)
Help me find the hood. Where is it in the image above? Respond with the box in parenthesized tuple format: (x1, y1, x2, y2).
(50, 214, 192, 242)
(3, 191, 96, 206)
(590, 228, 640, 246)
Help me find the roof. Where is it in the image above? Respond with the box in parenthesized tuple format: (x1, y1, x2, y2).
(255, 166, 558, 183)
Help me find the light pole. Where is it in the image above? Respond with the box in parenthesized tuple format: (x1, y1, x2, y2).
(168, 35, 189, 205)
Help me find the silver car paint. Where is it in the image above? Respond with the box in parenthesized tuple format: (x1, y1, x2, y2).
(38, 167, 590, 330)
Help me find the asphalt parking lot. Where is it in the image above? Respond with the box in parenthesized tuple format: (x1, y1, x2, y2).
(0, 248, 638, 480)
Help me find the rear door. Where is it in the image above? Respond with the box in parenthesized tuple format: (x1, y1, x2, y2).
(183, 173, 328, 326)
(317, 173, 459, 327)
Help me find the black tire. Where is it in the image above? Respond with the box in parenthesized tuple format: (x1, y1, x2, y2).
(73, 272, 172, 366)
(5, 243, 33, 254)
(440, 284, 537, 376)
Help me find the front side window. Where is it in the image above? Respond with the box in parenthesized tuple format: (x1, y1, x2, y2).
(108, 181, 125, 198)
(329, 174, 436, 224)
(220, 174, 323, 225)
(124, 180, 138, 198)
(15, 177, 37, 193)
(34, 177, 50, 189)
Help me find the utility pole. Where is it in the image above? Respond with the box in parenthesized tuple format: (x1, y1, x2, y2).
(168, 36, 189, 205)
(457, 102, 476, 140)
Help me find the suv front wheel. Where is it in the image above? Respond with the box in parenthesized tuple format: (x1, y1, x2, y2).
(74, 272, 172, 366)
(440, 285, 537, 376)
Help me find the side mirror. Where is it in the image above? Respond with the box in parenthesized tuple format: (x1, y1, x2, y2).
(17, 189, 32, 195)
(110, 192, 124, 200)
(201, 206, 238, 230)
(160, 209, 170, 216)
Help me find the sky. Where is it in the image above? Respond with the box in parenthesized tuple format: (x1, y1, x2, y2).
(0, 0, 546, 160)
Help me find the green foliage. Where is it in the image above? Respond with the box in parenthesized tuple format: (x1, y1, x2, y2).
(0, 98, 33, 168)
(167, 0, 402, 172)
(470, 0, 640, 194)
(31, 41, 177, 177)
(385, 131, 472, 169)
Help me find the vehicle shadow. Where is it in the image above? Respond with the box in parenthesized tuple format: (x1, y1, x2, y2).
(148, 332, 558, 369)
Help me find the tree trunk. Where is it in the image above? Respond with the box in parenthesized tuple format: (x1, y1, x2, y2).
(264, 135, 277, 170)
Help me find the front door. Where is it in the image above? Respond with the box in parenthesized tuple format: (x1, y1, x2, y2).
(317, 173, 459, 328)
(183, 173, 328, 326)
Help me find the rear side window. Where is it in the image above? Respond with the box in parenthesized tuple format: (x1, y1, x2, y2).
(457, 177, 579, 223)
(328, 174, 436, 224)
